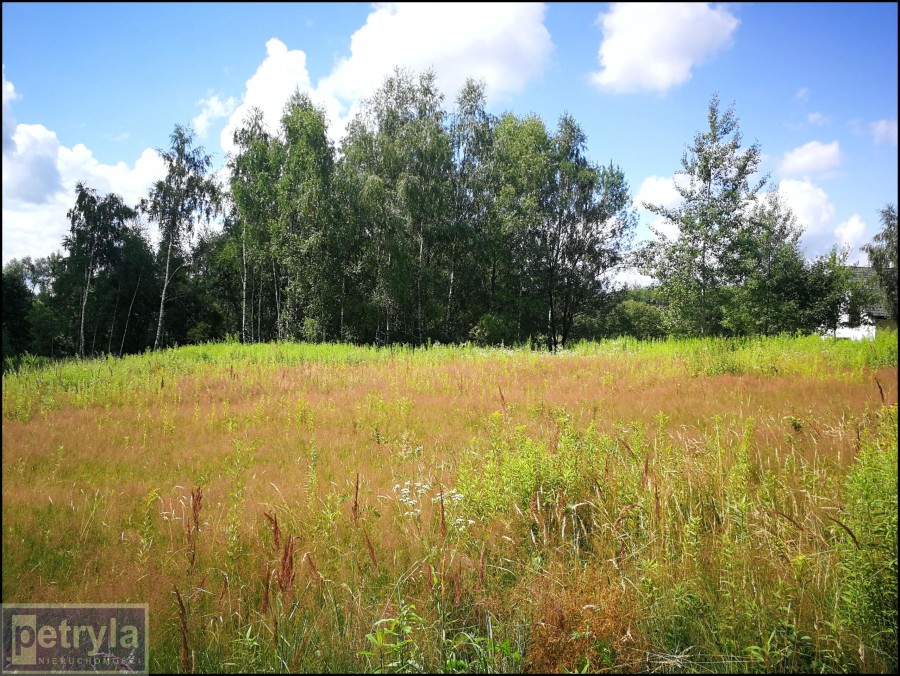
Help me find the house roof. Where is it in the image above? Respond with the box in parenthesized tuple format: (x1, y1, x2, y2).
(849, 266, 892, 318)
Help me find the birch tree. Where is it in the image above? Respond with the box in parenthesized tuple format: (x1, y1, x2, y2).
(640, 94, 766, 336)
(64, 182, 134, 357)
(862, 203, 898, 322)
(142, 125, 219, 349)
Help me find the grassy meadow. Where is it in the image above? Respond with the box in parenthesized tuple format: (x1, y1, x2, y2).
(2, 333, 898, 673)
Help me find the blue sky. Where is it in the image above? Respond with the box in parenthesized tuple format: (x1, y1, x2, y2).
(3, 2, 898, 279)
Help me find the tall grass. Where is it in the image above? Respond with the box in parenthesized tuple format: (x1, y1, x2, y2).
(2, 333, 897, 672)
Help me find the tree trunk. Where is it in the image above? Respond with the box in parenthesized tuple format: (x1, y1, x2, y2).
(78, 246, 95, 358)
(517, 272, 524, 345)
(700, 239, 707, 338)
(257, 270, 263, 342)
(445, 240, 456, 339)
(154, 228, 175, 350)
(79, 275, 91, 359)
(547, 262, 557, 352)
(417, 230, 424, 345)
(241, 220, 247, 343)
(489, 257, 497, 312)
(272, 255, 281, 341)
(248, 271, 255, 343)
(120, 268, 143, 357)
(547, 283, 558, 352)
(340, 277, 345, 342)
(107, 278, 122, 354)
(560, 273, 574, 348)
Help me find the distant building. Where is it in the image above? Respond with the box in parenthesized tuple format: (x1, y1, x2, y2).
(833, 266, 897, 340)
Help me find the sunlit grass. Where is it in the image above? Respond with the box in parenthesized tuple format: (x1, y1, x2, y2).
(2, 333, 897, 673)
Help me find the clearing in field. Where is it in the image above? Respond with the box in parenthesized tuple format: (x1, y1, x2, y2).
(2, 334, 898, 673)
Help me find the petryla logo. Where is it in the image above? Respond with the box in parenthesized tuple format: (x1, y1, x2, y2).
(1, 604, 147, 674)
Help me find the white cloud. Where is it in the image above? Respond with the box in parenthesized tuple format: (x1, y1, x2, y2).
(3, 139, 166, 264)
(762, 181, 868, 262)
(1, 65, 16, 105)
(834, 214, 867, 260)
(220, 6, 553, 153)
(318, 3, 552, 107)
(3, 65, 20, 155)
(219, 38, 315, 157)
(794, 87, 810, 103)
(635, 175, 683, 211)
(2, 73, 167, 265)
(777, 140, 842, 178)
(806, 112, 828, 126)
(193, 95, 237, 138)
(776, 178, 835, 254)
(590, 2, 738, 94)
(2, 124, 63, 206)
(2, 193, 72, 266)
(56, 144, 166, 209)
(648, 215, 680, 240)
(870, 119, 898, 147)
(608, 266, 655, 288)
(634, 175, 690, 239)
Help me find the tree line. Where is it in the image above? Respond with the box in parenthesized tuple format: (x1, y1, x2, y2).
(3, 70, 897, 365)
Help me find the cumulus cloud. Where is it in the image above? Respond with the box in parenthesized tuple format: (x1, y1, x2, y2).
(2, 193, 73, 266)
(219, 38, 315, 157)
(777, 140, 842, 178)
(607, 266, 655, 288)
(318, 3, 552, 107)
(776, 177, 836, 254)
(634, 175, 691, 239)
(2, 124, 63, 206)
(3, 140, 166, 264)
(870, 119, 898, 147)
(758, 180, 868, 261)
(57, 144, 166, 208)
(647, 215, 680, 240)
(3, 65, 20, 155)
(2, 72, 167, 264)
(590, 3, 738, 94)
(635, 175, 684, 211)
(193, 94, 237, 138)
(5, 5, 555, 263)
(834, 214, 867, 260)
(220, 5, 553, 153)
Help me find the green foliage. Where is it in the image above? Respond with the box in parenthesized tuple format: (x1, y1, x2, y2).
(640, 93, 766, 338)
(836, 405, 898, 670)
(64, 182, 136, 357)
(2, 260, 33, 361)
(276, 93, 342, 340)
(469, 313, 514, 346)
(340, 67, 455, 345)
(722, 192, 810, 336)
(361, 599, 427, 673)
(142, 124, 220, 349)
(862, 203, 898, 322)
(804, 245, 876, 335)
(610, 299, 666, 340)
(186, 322, 213, 345)
(639, 96, 876, 340)
(456, 412, 610, 519)
(24, 70, 899, 355)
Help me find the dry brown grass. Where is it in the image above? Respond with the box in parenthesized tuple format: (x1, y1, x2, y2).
(2, 342, 897, 672)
